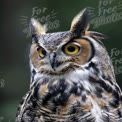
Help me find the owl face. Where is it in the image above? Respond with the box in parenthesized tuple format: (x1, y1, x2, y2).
(30, 32, 93, 73)
(30, 9, 106, 75)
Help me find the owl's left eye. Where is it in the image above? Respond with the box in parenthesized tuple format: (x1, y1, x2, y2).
(37, 47, 46, 58)
(62, 43, 81, 55)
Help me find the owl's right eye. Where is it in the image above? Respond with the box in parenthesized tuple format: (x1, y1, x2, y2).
(37, 47, 46, 58)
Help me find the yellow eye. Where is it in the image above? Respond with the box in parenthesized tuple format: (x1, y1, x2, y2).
(37, 47, 46, 58)
(63, 43, 80, 55)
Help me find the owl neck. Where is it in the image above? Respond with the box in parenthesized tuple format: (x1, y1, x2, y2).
(30, 61, 116, 93)
(30, 61, 118, 101)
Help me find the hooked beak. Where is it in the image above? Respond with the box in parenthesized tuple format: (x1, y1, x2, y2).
(49, 52, 56, 70)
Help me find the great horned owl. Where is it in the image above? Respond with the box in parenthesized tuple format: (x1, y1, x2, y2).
(16, 8, 122, 122)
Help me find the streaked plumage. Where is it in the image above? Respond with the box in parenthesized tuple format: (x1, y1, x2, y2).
(16, 8, 122, 122)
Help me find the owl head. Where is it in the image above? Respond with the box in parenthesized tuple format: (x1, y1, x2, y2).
(29, 8, 109, 76)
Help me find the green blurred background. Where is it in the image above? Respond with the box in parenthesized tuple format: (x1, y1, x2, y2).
(1, 0, 122, 121)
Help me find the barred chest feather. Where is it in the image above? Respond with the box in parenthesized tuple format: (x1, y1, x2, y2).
(17, 62, 122, 122)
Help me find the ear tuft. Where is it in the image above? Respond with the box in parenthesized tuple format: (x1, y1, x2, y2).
(70, 8, 89, 36)
(30, 18, 47, 35)
(86, 31, 108, 39)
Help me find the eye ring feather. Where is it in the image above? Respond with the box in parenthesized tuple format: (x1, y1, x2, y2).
(37, 47, 46, 58)
(62, 42, 81, 56)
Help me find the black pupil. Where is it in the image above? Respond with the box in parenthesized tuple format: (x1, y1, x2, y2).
(42, 49, 46, 55)
(68, 46, 75, 52)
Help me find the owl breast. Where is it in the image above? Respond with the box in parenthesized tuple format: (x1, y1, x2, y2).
(26, 63, 116, 122)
